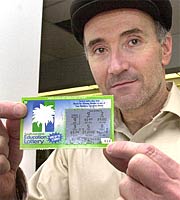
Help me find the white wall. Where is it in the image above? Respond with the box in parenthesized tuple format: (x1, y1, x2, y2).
(0, 0, 43, 179)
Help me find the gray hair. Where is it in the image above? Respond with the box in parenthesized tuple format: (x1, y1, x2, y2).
(154, 21, 169, 44)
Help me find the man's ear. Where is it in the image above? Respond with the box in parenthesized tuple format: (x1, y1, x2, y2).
(161, 33, 172, 67)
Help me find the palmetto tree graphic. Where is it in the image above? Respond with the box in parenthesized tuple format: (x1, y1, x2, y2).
(32, 104, 55, 132)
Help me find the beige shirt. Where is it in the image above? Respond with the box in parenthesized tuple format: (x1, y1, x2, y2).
(27, 82, 180, 200)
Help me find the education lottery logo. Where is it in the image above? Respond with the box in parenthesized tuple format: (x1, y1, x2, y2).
(32, 101, 55, 132)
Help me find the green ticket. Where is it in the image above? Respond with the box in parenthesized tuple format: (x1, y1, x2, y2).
(20, 95, 114, 149)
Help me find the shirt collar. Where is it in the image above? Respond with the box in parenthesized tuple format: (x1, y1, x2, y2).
(114, 108, 132, 139)
(161, 82, 180, 117)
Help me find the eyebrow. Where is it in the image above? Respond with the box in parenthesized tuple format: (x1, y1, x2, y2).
(86, 28, 144, 50)
(86, 38, 106, 50)
(120, 28, 144, 37)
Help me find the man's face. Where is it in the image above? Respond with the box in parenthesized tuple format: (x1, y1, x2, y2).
(84, 9, 172, 111)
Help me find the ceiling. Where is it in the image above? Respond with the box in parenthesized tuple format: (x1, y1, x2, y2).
(41, 0, 82, 63)
(39, 0, 180, 92)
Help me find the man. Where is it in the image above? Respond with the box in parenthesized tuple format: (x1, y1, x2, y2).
(0, 0, 180, 199)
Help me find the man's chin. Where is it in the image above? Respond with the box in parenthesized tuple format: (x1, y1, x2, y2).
(114, 95, 142, 111)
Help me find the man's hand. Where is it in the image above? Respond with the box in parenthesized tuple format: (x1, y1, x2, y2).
(0, 102, 27, 199)
(104, 141, 180, 200)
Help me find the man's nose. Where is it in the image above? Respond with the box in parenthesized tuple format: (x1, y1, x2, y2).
(108, 49, 130, 75)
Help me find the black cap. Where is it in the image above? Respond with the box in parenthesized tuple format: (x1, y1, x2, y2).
(70, 0, 172, 45)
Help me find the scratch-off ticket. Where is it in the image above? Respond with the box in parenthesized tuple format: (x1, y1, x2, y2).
(20, 95, 114, 149)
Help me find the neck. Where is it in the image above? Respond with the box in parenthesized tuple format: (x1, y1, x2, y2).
(121, 83, 169, 134)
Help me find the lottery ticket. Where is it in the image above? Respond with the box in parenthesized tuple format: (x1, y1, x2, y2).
(20, 95, 114, 149)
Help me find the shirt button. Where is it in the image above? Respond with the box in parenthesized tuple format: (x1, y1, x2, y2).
(153, 127, 157, 132)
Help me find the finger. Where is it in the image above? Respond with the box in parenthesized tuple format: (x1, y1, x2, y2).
(0, 155, 10, 174)
(0, 120, 10, 174)
(104, 141, 140, 172)
(6, 119, 23, 171)
(0, 102, 27, 119)
(0, 120, 9, 157)
(0, 135, 9, 158)
(127, 153, 170, 193)
(120, 175, 158, 200)
(117, 197, 125, 200)
(103, 148, 128, 172)
(105, 141, 180, 178)
(0, 170, 16, 198)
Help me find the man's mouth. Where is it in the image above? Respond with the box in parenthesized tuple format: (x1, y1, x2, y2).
(111, 80, 137, 88)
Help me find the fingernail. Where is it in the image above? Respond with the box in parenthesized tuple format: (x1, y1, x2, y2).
(14, 103, 26, 117)
(106, 142, 115, 154)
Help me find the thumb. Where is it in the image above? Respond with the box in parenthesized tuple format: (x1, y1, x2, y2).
(6, 119, 23, 171)
(103, 147, 129, 172)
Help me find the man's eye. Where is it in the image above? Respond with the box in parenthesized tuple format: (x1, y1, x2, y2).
(94, 47, 106, 54)
(128, 39, 140, 46)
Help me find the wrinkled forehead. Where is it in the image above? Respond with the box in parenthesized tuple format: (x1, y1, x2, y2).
(83, 8, 156, 44)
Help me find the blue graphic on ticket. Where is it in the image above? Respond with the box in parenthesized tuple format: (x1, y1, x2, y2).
(20, 95, 114, 149)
